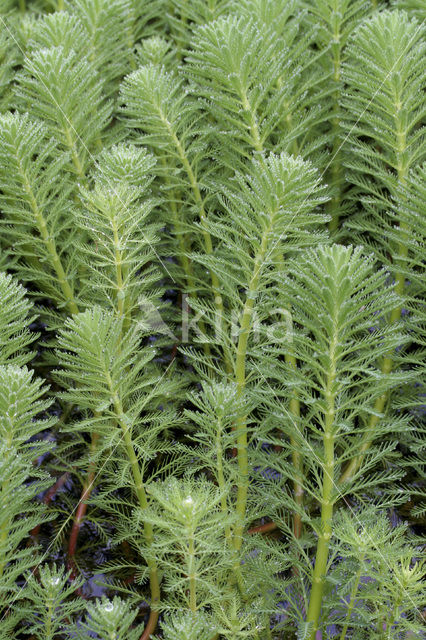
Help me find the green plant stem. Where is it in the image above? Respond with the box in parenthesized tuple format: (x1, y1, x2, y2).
(107, 382, 160, 614)
(57, 0, 64, 10)
(159, 157, 211, 358)
(240, 88, 263, 155)
(64, 127, 86, 182)
(19, 0, 26, 12)
(188, 526, 197, 613)
(159, 114, 228, 343)
(233, 215, 276, 552)
(306, 330, 338, 638)
(276, 252, 304, 540)
(338, 555, 365, 640)
(216, 417, 232, 545)
(19, 167, 79, 315)
(340, 101, 408, 483)
(111, 215, 130, 331)
(285, 352, 303, 539)
(0, 474, 10, 580)
(327, 16, 343, 234)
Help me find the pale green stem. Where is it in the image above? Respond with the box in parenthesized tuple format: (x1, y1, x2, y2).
(159, 113, 229, 369)
(19, 166, 79, 315)
(216, 417, 232, 545)
(57, 0, 64, 10)
(340, 98, 409, 483)
(19, 0, 26, 12)
(285, 352, 303, 539)
(306, 330, 338, 638)
(159, 157, 211, 357)
(240, 88, 263, 155)
(188, 527, 196, 613)
(111, 215, 129, 331)
(64, 127, 86, 182)
(107, 379, 160, 610)
(46, 602, 53, 640)
(276, 249, 304, 539)
(339, 555, 365, 640)
(385, 596, 402, 638)
(328, 18, 343, 234)
(233, 217, 276, 552)
(0, 463, 11, 579)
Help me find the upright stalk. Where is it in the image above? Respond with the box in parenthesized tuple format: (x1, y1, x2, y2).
(216, 417, 232, 545)
(68, 224, 133, 570)
(327, 10, 343, 234)
(187, 526, 197, 613)
(285, 353, 303, 539)
(306, 327, 338, 638)
(19, 0, 26, 12)
(246, 103, 304, 540)
(108, 383, 160, 616)
(0, 465, 11, 580)
(159, 157, 211, 358)
(18, 168, 78, 315)
(64, 127, 86, 183)
(340, 94, 409, 483)
(233, 215, 276, 552)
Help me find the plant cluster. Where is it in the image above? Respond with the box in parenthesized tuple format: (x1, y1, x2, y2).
(0, 0, 424, 639)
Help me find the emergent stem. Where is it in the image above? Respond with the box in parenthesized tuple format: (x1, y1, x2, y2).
(306, 330, 338, 638)
(19, 166, 79, 315)
(327, 17, 343, 234)
(340, 100, 408, 483)
(109, 385, 160, 612)
(233, 215, 276, 552)
(285, 352, 303, 539)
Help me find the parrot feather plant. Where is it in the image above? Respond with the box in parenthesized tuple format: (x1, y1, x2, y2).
(0, 1, 424, 639)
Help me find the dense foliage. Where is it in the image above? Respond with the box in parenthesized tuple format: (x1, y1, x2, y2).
(0, 0, 424, 638)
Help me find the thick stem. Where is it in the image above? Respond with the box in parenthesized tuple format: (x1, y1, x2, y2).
(139, 610, 160, 640)
(45, 602, 53, 640)
(19, 0, 26, 12)
(306, 331, 337, 638)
